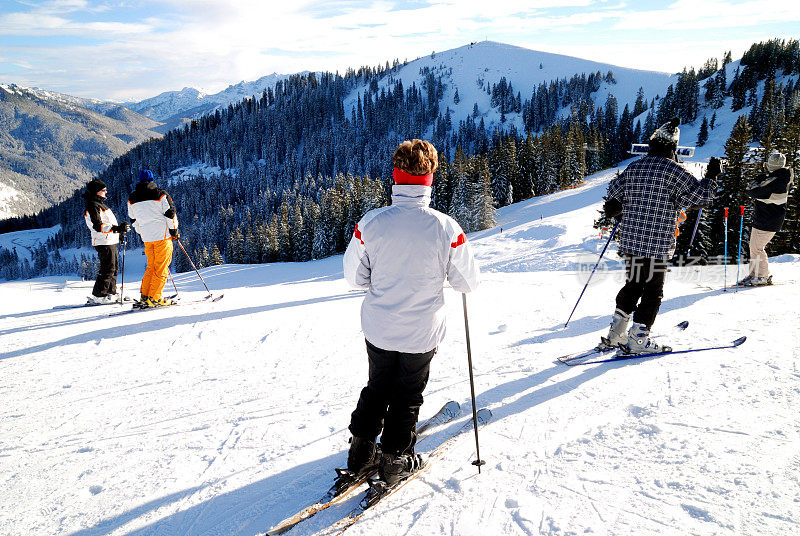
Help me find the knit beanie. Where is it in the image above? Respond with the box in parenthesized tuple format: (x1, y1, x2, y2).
(138, 169, 154, 183)
(86, 179, 106, 195)
(649, 117, 681, 149)
(766, 151, 786, 172)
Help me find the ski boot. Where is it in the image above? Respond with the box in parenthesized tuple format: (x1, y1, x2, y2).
(133, 294, 151, 308)
(328, 436, 380, 498)
(140, 296, 176, 307)
(347, 436, 379, 475)
(751, 275, 773, 286)
(622, 322, 671, 355)
(379, 450, 423, 487)
(599, 308, 630, 349)
(737, 274, 755, 286)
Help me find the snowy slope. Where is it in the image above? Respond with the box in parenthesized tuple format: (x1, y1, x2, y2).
(344, 41, 676, 134)
(0, 225, 61, 261)
(2, 157, 799, 536)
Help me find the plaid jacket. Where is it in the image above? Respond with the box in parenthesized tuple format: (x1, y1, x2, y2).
(607, 156, 715, 259)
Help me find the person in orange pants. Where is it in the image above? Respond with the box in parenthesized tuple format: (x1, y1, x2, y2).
(140, 238, 174, 301)
(128, 169, 180, 307)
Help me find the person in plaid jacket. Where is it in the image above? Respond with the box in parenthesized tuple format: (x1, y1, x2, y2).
(601, 118, 721, 354)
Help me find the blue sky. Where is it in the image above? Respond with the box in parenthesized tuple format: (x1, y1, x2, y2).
(1, 0, 798, 101)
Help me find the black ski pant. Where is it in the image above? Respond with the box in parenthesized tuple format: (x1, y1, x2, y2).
(92, 244, 118, 297)
(349, 340, 435, 456)
(615, 255, 667, 328)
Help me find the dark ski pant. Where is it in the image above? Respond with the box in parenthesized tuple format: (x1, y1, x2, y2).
(349, 340, 435, 456)
(615, 255, 666, 328)
(93, 244, 118, 297)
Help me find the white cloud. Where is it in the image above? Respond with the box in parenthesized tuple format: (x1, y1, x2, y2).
(2, 0, 798, 100)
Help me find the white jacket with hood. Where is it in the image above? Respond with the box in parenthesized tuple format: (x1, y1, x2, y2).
(127, 180, 179, 243)
(343, 184, 479, 353)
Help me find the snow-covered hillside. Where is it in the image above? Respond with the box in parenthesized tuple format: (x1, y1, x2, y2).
(0, 182, 28, 221)
(124, 41, 675, 137)
(344, 41, 676, 134)
(2, 161, 798, 536)
(0, 84, 162, 217)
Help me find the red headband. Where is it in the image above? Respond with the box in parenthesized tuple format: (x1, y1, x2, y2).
(393, 167, 433, 187)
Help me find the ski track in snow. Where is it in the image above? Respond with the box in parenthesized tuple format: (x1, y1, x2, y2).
(2, 163, 799, 536)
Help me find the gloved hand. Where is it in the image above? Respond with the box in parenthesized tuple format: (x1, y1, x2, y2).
(706, 157, 722, 179)
(112, 222, 130, 234)
(603, 198, 623, 221)
(169, 228, 180, 240)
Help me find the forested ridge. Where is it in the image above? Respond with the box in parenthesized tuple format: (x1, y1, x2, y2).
(2, 39, 799, 279)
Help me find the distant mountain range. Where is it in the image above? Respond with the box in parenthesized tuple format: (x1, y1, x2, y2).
(125, 72, 299, 132)
(0, 74, 303, 219)
(0, 84, 162, 218)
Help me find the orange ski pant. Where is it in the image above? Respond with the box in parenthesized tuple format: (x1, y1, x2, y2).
(141, 238, 173, 299)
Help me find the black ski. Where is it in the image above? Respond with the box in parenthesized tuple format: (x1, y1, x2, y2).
(321, 408, 493, 536)
(558, 321, 689, 366)
(108, 294, 223, 316)
(265, 401, 461, 536)
(575, 336, 747, 365)
(52, 296, 133, 310)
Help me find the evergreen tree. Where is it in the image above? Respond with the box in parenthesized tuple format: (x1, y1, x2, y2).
(210, 244, 224, 265)
(711, 116, 753, 261)
(697, 116, 709, 146)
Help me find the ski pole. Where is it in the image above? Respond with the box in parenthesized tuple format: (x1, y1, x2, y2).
(736, 205, 745, 292)
(565, 220, 620, 328)
(686, 209, 703, 256)
(118, 233, 127, 305)
(462, 293, 485, 474)
(176, 238, 212, 297)
(167, 268, 180, 298)
(723, 208, 729, 292)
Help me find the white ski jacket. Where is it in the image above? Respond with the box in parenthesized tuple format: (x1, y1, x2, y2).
(343, 184, 479, 353)
(83, 193, 119, 246)
(127, 181, 179, 243)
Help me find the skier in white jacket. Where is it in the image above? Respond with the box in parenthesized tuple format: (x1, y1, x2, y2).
(342, 139, 478, 487)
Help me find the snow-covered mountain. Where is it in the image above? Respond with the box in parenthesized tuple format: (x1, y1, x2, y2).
(2, 155, 798, 535)
(0, 83, 162, 217)
(347, 41, 676, 133)
(126, 41, 677, 136)
(127, 73, 300, 132)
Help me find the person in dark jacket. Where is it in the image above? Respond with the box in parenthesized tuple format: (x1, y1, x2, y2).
(82, 179, 129, 304)
(738, 151, 794, 286)
(601, 118, 720, 354)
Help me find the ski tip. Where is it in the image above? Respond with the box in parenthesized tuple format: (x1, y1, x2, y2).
(732, 336, 747, 347)
(676, 320, 689, 330)
(476, 408, 493, 423)
(211, 294, 224, 302)
(443, 400, 461, 414)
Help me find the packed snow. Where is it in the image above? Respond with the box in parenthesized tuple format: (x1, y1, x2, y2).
(0, 225, 61, 261)
(2, 160, 798, 536)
